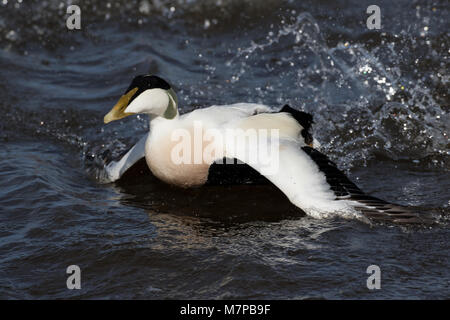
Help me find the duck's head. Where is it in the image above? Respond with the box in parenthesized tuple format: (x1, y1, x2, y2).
(104, 75, 178, 124)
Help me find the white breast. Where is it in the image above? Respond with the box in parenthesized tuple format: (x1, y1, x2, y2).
(145, 118, 220, 187)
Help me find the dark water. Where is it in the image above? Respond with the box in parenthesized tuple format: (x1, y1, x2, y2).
(0, 0, 449, 299)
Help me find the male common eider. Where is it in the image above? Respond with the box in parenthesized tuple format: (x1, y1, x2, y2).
(103, 74, 430, 224)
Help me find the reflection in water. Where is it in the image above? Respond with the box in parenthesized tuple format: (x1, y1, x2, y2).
(114, 173, 304, 223)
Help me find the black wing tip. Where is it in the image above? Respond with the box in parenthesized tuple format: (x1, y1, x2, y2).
(301, 146, 436, 225)
(353, 201, 436, 225)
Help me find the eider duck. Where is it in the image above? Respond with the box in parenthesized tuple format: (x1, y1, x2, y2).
(103, 74, 430, 224)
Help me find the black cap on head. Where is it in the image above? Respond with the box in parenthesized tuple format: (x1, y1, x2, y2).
(125, 75, 171, 103)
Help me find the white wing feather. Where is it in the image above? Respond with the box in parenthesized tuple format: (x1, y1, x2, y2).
(104, 132, 148, 182)
(226, 137, 360, 219)
(182, 103, 273, 126)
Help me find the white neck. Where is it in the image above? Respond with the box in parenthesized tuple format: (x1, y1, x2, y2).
(149, 112, 179, 130)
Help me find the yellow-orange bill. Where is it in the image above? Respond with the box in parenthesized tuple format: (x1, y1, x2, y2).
(103, 87, 138, 124)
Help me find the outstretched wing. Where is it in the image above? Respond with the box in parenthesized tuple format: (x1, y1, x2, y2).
(221, 123, 432, 223)
(301, 147, 434, 224)
(223, 137, 356, 219)
(104, 132, 149, 182)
